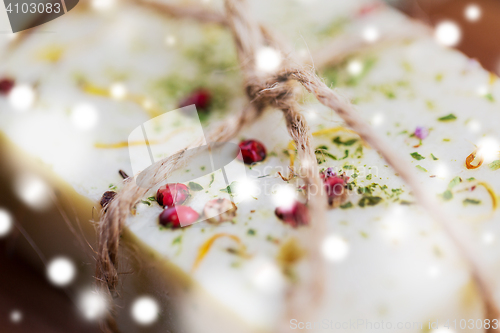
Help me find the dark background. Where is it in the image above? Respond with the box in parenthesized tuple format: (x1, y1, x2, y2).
(1, 0, 499, 331)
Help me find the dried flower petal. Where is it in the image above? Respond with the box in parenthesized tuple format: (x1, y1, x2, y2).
(238, 139, 267, 164)
(414, 126, 429, 140)
(275, 201, 309, 228)
(203, 198, 237, 224)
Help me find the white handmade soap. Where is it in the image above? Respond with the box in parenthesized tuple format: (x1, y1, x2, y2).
(1, 1, 500, 332)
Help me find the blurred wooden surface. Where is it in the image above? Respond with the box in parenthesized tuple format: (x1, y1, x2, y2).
(402, 0, 500, 75)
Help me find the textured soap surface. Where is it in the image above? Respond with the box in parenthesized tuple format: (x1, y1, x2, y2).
(1, 1, 500, 332)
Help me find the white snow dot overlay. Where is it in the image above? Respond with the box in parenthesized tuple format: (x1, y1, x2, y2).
(435, 21, 461, 47)
(0, 208, 13, 237)
(8, 84, 35, 111)
(347, 60, 363, 76)
(71, 104, 99, 130)
(465, 4, 481, 22)
(92, 0, 115, 11)
(131, 297, 159, 325)
(250, 257, 285, 294)
(79, 290, 107, 320)
(165, 35, 176, 46)
(468, 119, 481, 133)
(362, 26, 380, 43)
(272, 185, 296, 209)
(233, 178, 260, 201)
(477, 137, 499, 163)
(483, 232, 495, 245)
(432, 329, 456, 333)
(10, 310, 22, 323)
(15, 175, 51, 210)
(434, 163, 449, 178)
(322, 234, 349, 262)
(372, 113, 384, 126)
(256, 47, 282, 73)
(476, 84, 489, 96)
(110, 83, 127, 100)
(428, 265, 441, 278)
(47, 257, 76, 286)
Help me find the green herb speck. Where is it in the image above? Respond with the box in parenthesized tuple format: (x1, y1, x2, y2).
(220, 181, 238, 194)
(488, 160, 500, 171)
(485, 93, 495, 102)
(340, 202, 353, 209)
(188, 182, 203, 191)
(416, 165, 427, 172)
(333, 137, 358, 146)
(438, 114, 457, 122)
(448, 176, 462, 189)
(172, 235, 182, 245)
(358, 196, 382, 207)
(463, 198, 481, 205)
(442, 190, 453, 201)
(411, 152, 425, 160)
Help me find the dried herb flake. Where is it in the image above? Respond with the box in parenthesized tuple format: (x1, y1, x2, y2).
(442, 190, 453, 201)
(333, 137, 358, 146)
(358, 196, 382, 207)
(438, 114, 457, 122)
(448, 176, 462, 189)
(416, 165, 427, 172)
(489, 160, 500, 171)
(411, 152, 425, 160)
(463, 198, 481, 205)
(188, 182, 203, 191)
(340, 202, 353, 209)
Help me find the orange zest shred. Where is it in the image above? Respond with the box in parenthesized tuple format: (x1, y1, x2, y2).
(95, 141, 135, 149)
(477, 181, 498, 212)
(312, 127, 359, 137)
(81, 82, 163, 118)
(95, 127, 188, 149)
(286, 140, 297, 169)
(37, 46, 65, 63)
(459, 181, 498, 222)
(465, 150, 484, 170)
(489, 72, 497, 85)
(192, 233, 246, 271)
(95, 137, 168, 149)
(82, 83, 109, 97)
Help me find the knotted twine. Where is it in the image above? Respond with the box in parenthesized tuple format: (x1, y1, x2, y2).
(96, 0, 500, 332)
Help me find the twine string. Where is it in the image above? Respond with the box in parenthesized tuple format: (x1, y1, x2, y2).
(96, 1, 500, 332)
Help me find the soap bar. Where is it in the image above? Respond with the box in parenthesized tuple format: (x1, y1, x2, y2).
(1, 1, 499, 332)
